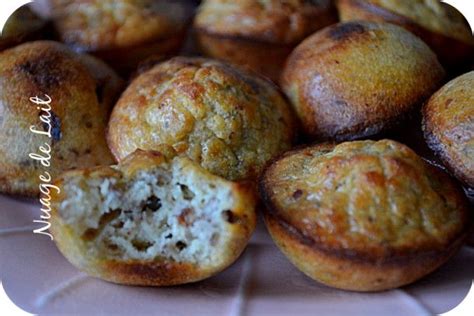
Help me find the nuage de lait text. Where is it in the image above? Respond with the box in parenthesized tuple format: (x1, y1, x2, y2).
(30, 94, 60, 240)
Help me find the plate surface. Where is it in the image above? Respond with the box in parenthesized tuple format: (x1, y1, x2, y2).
(0, 195, 472, 315)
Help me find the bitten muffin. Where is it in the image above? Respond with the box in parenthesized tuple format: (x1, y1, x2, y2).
(0, 5, 47, 51)
(336, 0, 474, 71)
(51, 0, 194, 74)
(281, 21, 445, 141)
(422, 71, 474, 188)
(194, 0, 337, 81)
(0, 41, 123, 197)
(108, 57, 296, 182)
(260, 140, 471, 292)
(50, 149, 257, 286)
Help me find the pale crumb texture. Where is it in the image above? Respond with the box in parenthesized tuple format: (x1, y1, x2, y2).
(57, 157, 241, 266)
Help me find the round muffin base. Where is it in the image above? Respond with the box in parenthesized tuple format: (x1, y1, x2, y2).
(264, 211, 468, 292)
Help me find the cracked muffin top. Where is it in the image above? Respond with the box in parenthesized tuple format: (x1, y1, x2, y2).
(194, 0, 335, 44)
(51, 0, 191, 50)
(423, 71, 474, 188)
(260, 140, 471, 259)
(107, 57, 296, 181)
(364, 0, 473, 44)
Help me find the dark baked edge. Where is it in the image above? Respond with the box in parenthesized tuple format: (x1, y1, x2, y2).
(422, 103, 474, 188)
(258, 142, 472, 267)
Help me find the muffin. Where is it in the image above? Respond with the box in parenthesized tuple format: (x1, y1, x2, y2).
(107, 57, 296, 182)
(336, 0, 474, 71)
(51, 0, 194, 74)
(50, 149, 257, 286)
(0, 41, 123, 197)
(0, 5, 48, 51)
(281, 21, 445, 141)
(194, 0, 337, 81)
(260, 140, 471, 292)
(422, 71, 474, 188)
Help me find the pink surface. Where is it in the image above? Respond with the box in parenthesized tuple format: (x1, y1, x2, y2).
(0, 194, 473, 316)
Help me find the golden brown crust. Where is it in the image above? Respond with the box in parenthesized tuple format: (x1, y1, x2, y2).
(0, 41, 123, 197)
(260, 140, 471, 291)
(194, 0, 337, 44)
(107, 57, 296, 182)
(52, 0, 190, 50)
(50, 150, 257, 286)
(336, 0, 474, 70)
(194, 0, 337, 81)
(281, 21, 445, 141)
(422, 71, 474, 188)
(51, 0, 193, 74)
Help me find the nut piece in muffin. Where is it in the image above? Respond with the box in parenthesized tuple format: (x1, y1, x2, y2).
(423, 71, 474, 188)
(0, 5, 48, 51)
(336, 0, 474, 71)
(281, 21, 445, 141)
(50, 148, 257, 286)
(260, 139, 471, 292)
(51, 0, 194, 74)
(0, 41, 123, 197)
(194, 0, 337, 81)
(108, 57, 296, 182)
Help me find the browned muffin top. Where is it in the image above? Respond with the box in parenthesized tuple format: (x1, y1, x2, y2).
(423, 71, 474, 187)
(366, 0, 473, 44)
(281, 21, 445, 140)
(108, 57, 296, 181)
(52, 0, 191, 50)
(194, 0, 335, 44)
(0, 41, 121, 196)
(261, 140, 470, 260)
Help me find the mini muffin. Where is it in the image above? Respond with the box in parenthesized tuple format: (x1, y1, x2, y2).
(50, 149, 257, 286)
(194, 0, 337, 81)
(422, 71, 474, 188)
(0, 5, 48, 51)
(108, 57, 296, 182)
(336, 0, 474, 71)
(51, 0, 194, 74)
(281, 21, 445, 141)
(0, 41, 123, 197)
(260, 139, 471, 292)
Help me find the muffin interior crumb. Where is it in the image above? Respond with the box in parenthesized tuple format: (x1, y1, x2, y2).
(58, 160, 236, 265)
